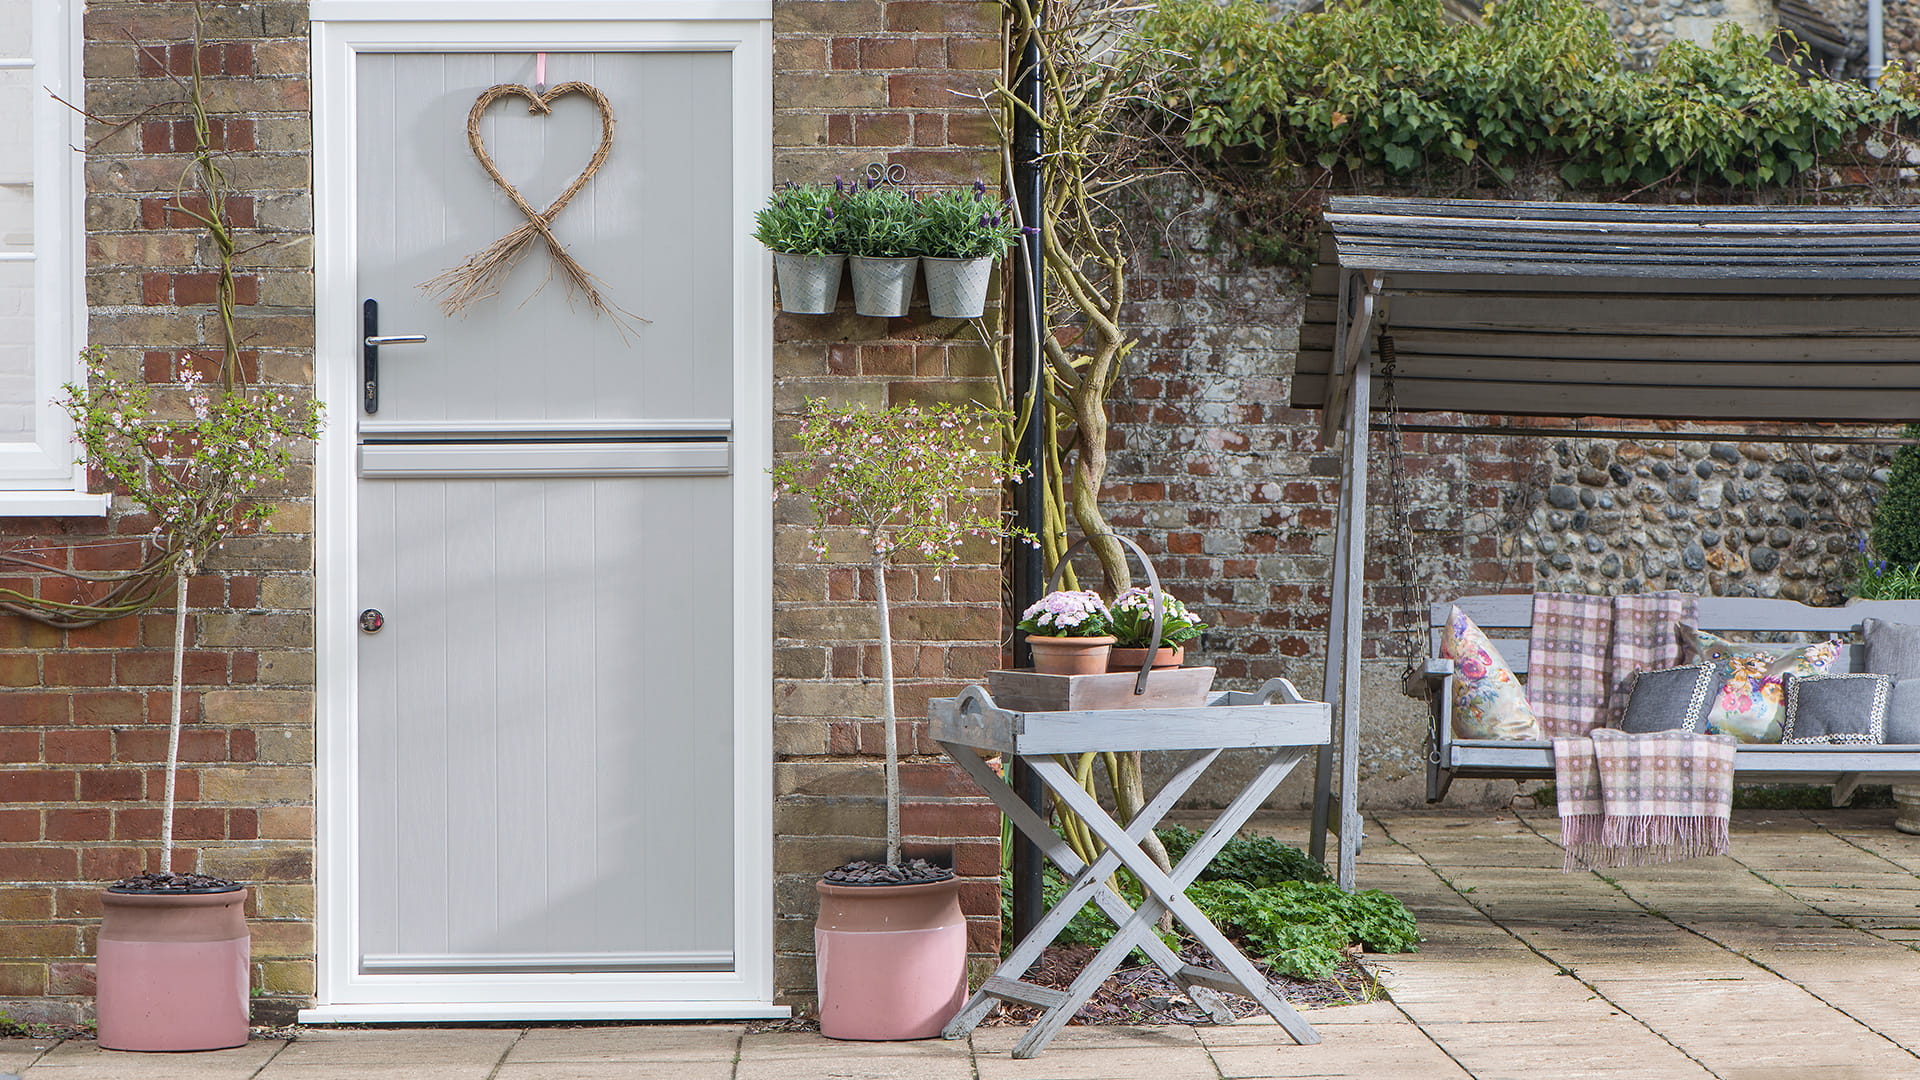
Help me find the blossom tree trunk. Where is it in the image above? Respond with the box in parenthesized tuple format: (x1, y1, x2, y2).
(873, 552, 901, 868)
(159, 557, 191, 872)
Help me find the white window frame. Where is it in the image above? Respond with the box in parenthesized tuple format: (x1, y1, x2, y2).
(0, 0, 104, 514)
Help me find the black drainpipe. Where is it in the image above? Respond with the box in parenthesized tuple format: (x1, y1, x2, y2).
(1009, 4, 1047, 945)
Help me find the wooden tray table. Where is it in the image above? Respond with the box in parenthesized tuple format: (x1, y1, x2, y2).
(929, 677, 1333, 1058)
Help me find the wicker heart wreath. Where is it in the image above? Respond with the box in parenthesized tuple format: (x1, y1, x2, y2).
(421, 81, 641, 327)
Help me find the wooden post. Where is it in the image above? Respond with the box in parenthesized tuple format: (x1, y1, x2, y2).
(1333, 350, 1372, 891)
(1310, 272, 1353, 865)
(1313, 271, 1377, 889)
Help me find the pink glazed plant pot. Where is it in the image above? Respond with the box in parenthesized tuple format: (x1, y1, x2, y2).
(96, 887, 250, 1051)
(815, 878, 967, 1040)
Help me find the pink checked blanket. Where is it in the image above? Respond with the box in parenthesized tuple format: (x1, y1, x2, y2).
(1529, 591, 1697, 738)
(1553, 729, 1736, 871)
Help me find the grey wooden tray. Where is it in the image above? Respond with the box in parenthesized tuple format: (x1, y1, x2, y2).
(930, 678, 1332, 756)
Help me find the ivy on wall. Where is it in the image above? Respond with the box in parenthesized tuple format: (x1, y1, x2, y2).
(1135, 0, 1920, 263)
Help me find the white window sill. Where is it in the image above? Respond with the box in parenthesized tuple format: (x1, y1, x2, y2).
(0, 491, 111, 517)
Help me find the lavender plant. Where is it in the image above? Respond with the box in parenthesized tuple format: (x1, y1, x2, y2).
(62, 348, 324, 874)
(772, 399, 1029, 869)
(916, 183, 1021, 260)
(752, 181, 847, 257)
(839, 183, 921, 258)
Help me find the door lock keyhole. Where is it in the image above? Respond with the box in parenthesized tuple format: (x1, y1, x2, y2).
(359, 609, 385, 633)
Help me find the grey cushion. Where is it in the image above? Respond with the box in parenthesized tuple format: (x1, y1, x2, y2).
(1783, 673, 1890, 745)
(1889, 679, 1920, 743)
(1862, 618, 1920, 679)
(1620, 664, 1719, 734)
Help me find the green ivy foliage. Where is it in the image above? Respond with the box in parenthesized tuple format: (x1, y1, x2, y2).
(1140, 0, 1920, 190)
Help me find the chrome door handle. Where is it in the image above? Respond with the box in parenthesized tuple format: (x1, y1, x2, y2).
(362, 300, 428, 415)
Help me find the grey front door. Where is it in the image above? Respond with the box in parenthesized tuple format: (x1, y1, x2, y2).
(349, 44, 741, 1005)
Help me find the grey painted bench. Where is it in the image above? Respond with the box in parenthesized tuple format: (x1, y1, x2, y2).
(1418, 594, 1920, 803)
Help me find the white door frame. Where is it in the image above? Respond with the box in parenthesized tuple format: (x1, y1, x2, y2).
(305, 2, 777, 1022)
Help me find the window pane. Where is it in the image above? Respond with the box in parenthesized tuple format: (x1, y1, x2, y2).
(0, 0, 28, 56)
(0, 68, 27, 253)
(0, 260, 34, 438)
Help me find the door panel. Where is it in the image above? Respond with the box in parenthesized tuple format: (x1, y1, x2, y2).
(355, 51, 734, 430)
(357, 475, 735, 971)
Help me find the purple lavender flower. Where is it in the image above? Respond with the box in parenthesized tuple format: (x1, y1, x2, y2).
(973, 179, 987, 197)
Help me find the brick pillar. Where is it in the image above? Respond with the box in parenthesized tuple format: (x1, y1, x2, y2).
(770, 0, 1010, 1008)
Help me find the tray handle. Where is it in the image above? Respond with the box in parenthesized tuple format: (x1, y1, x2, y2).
(1047, 533, 1167, 696)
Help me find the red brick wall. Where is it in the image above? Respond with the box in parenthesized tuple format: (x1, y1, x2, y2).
(0, 1, 314, 1024)
(769, 0, 1011, 1007)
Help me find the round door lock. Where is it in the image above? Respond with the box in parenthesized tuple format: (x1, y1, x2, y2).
(359, 609, 385, 633)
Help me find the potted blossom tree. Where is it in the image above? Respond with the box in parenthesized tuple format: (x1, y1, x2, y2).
(62, 349, 324, 1051)
(916, 181, 1020, 320)
(771, 397, 1027, 1040)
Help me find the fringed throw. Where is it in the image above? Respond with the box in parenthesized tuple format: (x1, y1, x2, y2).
(1529, 591, 1697, 738)
(1553, 728, 1735, 871)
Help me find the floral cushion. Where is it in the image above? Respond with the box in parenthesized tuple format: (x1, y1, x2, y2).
(1443, 606, 1543, 741)
(1678, 626, 1842, 743)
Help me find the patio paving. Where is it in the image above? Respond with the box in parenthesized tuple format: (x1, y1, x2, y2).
(5, 806, 1919, 1078)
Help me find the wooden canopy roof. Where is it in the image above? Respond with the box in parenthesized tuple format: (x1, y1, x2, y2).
(1293, 197, 1920, 427)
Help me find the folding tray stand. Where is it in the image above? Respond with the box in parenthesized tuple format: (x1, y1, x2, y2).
(929, 677, 1334, 1058)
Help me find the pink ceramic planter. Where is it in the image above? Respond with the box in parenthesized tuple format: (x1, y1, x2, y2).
(815, 878, 966, 1040)
(96, 888, 250, 1052)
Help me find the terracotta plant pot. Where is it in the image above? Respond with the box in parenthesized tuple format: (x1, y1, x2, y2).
(1108, 645, 1184, 672)
(96, 886, 250, 1052)
(1028, 634, 1115, 675)
(815, 878, 966, 1040)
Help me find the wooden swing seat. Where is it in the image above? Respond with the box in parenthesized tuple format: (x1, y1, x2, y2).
(1419, 594, 1920, 803)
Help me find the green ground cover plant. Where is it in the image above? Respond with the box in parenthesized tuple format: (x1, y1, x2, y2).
(1000, 829, 1416, 980)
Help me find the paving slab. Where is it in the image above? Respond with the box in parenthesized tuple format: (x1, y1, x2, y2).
(495, 1063, 736, 1080)
(508, 1025, 744, 1062)
(0, 1040, 55, 1073)
(254, 1066, 495, 1080)
(269, 1029, 517, 1066)
(973, 1044, 1220, 1080)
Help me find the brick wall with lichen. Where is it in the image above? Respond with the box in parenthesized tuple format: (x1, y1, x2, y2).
(769, 0, 1010, 1009)
(0, 1, 314, 1025)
